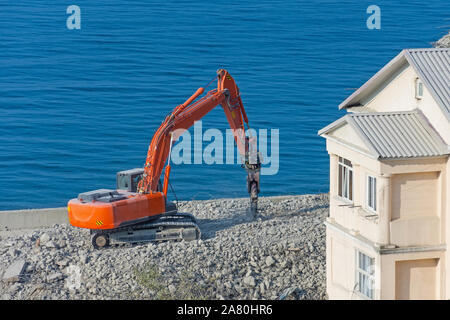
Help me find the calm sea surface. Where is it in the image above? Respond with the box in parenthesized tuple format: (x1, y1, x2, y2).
(0, 1, 448, 210)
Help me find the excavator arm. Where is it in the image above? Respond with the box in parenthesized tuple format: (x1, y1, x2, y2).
(137, 69, 260, 208)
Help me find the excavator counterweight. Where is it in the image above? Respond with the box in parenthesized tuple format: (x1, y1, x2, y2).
(67, 70, 261, 248)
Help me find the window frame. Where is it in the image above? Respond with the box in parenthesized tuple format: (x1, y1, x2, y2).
(366, 175, 377, 212)
(355, 250, 375, 299)
(338, 156, 353, 202)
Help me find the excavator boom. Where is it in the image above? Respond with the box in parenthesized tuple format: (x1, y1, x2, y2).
(138, 69, 256, 195)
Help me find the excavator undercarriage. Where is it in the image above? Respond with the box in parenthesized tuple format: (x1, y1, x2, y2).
(90, 209, 201, 249)
(82, 169, 201, 248)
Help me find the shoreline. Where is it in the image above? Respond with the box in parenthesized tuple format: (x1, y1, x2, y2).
(0, 193, 329, 231)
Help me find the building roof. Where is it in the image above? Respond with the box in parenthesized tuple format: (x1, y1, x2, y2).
(406, 49, 450, 116)
(318, 110, 449, 159)
(339, 48, 450, 120)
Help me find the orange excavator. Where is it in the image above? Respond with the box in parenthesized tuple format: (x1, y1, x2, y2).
(67, 69, 261, 248)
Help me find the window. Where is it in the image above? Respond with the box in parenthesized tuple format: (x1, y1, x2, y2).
(356, 251, 375, 299)
(367, 175, 377, 212)
(338, 157, 353, 201)
(415, 78, 423, 99)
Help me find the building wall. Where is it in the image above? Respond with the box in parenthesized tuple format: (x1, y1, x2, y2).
(380, 158, 447, 249)
(391, 171, 439, 220)
(327, 140, 393, 246)
(380, 250, 445, 299)
(327, 136, 447, 245)
(325, 140, 448, 299)
(327, 219, 446, 300)
(362, 65, 419, 112)
(390, 171, 441, 247)
(395, 259, 439, 300)
(326, 222, 380, 300)
(327, 123, 371, 155)
(327, 150, 383, 245)
(446, 158, 450, 298)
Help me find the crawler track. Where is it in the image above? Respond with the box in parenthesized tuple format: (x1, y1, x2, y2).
(91, 212, 201, 249)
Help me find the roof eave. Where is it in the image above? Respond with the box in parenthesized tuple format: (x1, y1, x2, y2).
(319, 135, 379, 160)
(318, 115, 381, 159)
(379, 154, 449, 161)
(317, 115, 349, 136)
(338, 50, 407, 110)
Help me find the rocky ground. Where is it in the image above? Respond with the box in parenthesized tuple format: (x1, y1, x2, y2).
(0, 194, 328, 300)
(434, 31, 450, 48)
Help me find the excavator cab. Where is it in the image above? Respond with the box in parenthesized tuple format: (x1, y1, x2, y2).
(116, 168, 144, 192)
(116, 168, 162, 193)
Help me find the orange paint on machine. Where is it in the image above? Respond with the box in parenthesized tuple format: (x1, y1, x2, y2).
(68, 192, 166, 230)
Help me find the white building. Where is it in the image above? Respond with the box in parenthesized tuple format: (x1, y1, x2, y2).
(319, 48, 450, 299)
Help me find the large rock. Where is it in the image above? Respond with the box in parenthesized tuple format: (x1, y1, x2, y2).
(39, 233, 51, 244)
(46, 272, 64, 283)
(265, 256, 275, 267)
(2, 260, 26, 283)
(243, 276, 256, 287)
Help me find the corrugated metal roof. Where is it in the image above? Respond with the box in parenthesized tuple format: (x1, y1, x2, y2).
(318, 110, 448, 159)
(405, 48, 450, 117)
(339, 48, 450, 121)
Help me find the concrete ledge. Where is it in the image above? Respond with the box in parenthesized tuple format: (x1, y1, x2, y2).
(379, 244, 446, 255)
(324, 218, 380, 252)
(0, 207, 69, 230)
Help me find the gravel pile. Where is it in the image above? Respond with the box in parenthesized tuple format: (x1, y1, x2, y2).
(0, 194, 328, 300)
(434, 31, 450, 48)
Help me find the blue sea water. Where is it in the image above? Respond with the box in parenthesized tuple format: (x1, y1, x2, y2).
(0, 1, 448, 210)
